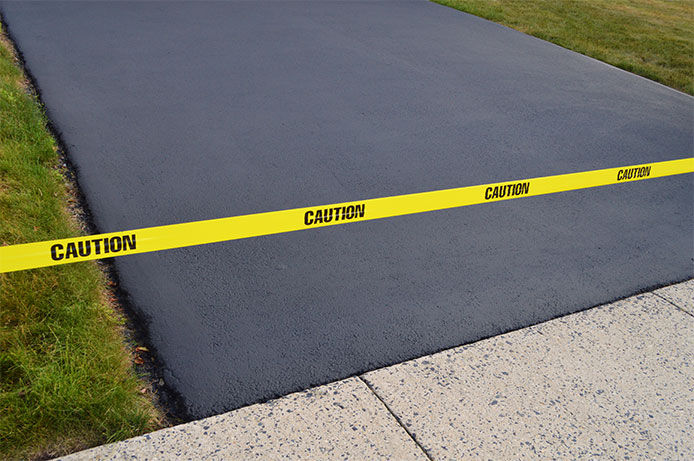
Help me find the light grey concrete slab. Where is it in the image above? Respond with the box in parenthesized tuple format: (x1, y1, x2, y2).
(58, 377, 426, 461)
(363, 293, 694, 459)
(654, 279, 694, 316)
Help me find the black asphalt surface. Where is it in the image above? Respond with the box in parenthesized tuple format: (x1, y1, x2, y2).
(2, 0, 692, 418)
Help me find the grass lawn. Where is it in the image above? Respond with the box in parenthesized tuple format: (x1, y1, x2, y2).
(0, 26, 161, 460)
(435, 0, 694, 95)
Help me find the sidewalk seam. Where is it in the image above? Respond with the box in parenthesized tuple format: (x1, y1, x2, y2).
(652, 292, 694, 318)
(357, 376, 435, 461)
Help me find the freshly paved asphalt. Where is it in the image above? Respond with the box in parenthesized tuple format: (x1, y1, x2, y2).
(2, 0, 692, 418)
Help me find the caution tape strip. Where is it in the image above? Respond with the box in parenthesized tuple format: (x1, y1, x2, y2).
(1, 157, 692, 273)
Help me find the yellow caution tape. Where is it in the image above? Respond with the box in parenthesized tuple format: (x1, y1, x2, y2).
(1, 157, 692, 273)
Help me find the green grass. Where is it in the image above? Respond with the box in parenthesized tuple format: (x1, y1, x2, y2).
(435, 0, 694, 95)
(0, 28, 161, 460)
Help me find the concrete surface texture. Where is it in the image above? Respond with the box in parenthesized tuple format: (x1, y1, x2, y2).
(63, 377, 426, 461)
(58, 280, 694, 460)
(1, 0, 692, 417)
(655, 282, 694, 316)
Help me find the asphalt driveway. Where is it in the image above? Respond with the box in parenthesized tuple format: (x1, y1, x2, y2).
(2, 0, 691, 418)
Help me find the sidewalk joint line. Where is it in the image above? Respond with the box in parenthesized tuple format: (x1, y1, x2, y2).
(357, 375, 435, 461)
(652, 292, 694, 318)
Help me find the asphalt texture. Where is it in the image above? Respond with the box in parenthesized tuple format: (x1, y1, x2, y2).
(2, 0, 692, 419)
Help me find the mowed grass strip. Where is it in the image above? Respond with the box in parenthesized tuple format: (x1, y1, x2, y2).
(435, 0, 694, 95)
(0, 26, 161, 460)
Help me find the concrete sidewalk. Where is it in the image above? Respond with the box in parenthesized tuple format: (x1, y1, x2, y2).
(60, 280, 693, 460)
